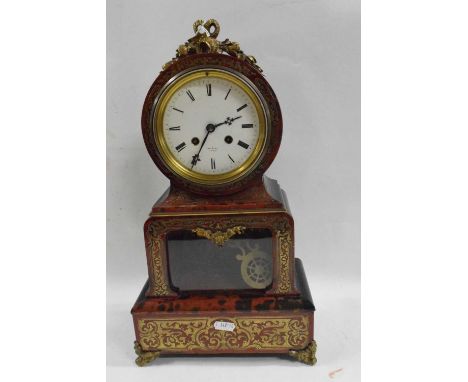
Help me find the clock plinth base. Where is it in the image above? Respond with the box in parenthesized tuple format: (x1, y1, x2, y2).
(131, 259, 315, 366)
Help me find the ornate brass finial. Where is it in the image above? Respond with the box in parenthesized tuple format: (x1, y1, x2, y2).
(192, 225, 246, 246)
(163, 19, 262, 72)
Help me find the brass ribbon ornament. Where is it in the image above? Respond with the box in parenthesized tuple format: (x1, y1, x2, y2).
(193, 19, 220, 39)
(163, 18, 262, 72)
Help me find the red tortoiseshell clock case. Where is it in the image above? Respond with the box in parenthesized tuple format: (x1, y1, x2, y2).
(131, 22, 316, 366)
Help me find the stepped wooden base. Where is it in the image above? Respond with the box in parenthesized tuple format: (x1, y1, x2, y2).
(131, 259, 316, 366)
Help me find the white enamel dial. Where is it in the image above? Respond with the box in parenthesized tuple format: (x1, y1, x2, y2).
(161, 72, 262, 176)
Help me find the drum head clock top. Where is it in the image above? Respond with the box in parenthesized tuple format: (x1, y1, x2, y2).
(141, 19, 283, 195)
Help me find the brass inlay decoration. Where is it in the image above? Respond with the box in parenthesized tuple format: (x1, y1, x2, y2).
(146, 223, 176, 296)
(192, 225, 246, 246)
(272, 229, 293, 293)
(163, 19, 262, 72)
(289, 341, 317, 366)
(137, 316, 309, 352)
(134, 341, 160, 367)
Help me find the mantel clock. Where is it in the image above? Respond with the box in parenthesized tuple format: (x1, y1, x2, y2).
(131, 19, 317, 366)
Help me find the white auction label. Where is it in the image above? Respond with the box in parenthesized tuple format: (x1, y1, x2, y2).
(213, 321, 236, 332)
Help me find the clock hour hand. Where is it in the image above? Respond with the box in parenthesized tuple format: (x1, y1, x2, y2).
(226, 115, 242, 125)
(212, 115, 242, 128)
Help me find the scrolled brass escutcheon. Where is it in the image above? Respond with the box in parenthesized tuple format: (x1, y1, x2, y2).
(192, 226, 246, 246)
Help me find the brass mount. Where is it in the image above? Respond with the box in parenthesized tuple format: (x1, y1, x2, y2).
(134, 341, 160, 366)
(192, 225, 246, 246)
(134, 340, 318, 366)
(163, 19, 262, 72)
(289, 341, 318, 366)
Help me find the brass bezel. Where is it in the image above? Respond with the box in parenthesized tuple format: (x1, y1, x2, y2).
(152, 68, 269, 185)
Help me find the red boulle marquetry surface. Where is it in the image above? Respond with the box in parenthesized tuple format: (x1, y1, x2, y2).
(131, 259, 315, 355)
(131, 176, 316, 357)
(132, 49, 315, 363)
(141, 53, 283, 195)
(132, 258, 314, 315)
(142, 177, 296, 297)
(150, 176, 288, 214)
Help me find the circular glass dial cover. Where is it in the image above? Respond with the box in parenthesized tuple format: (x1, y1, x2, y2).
(153, 69, 267, 185)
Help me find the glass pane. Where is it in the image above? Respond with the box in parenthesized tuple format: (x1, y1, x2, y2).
(167, 228, 273, 291)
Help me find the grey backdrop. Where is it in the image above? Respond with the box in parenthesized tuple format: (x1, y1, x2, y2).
(107, 1, 360, 380)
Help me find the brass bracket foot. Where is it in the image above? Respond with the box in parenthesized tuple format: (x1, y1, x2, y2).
(134, 341, 160, 366)
(289, 340, 317, 366)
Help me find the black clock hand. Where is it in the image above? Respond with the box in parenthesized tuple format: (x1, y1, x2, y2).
(225, 115, 242, 125)
(191, 131, 210, 168)
(213, 115, 242, 128)
(190, 116, 242, 169)
(191, 123, 215, 168)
